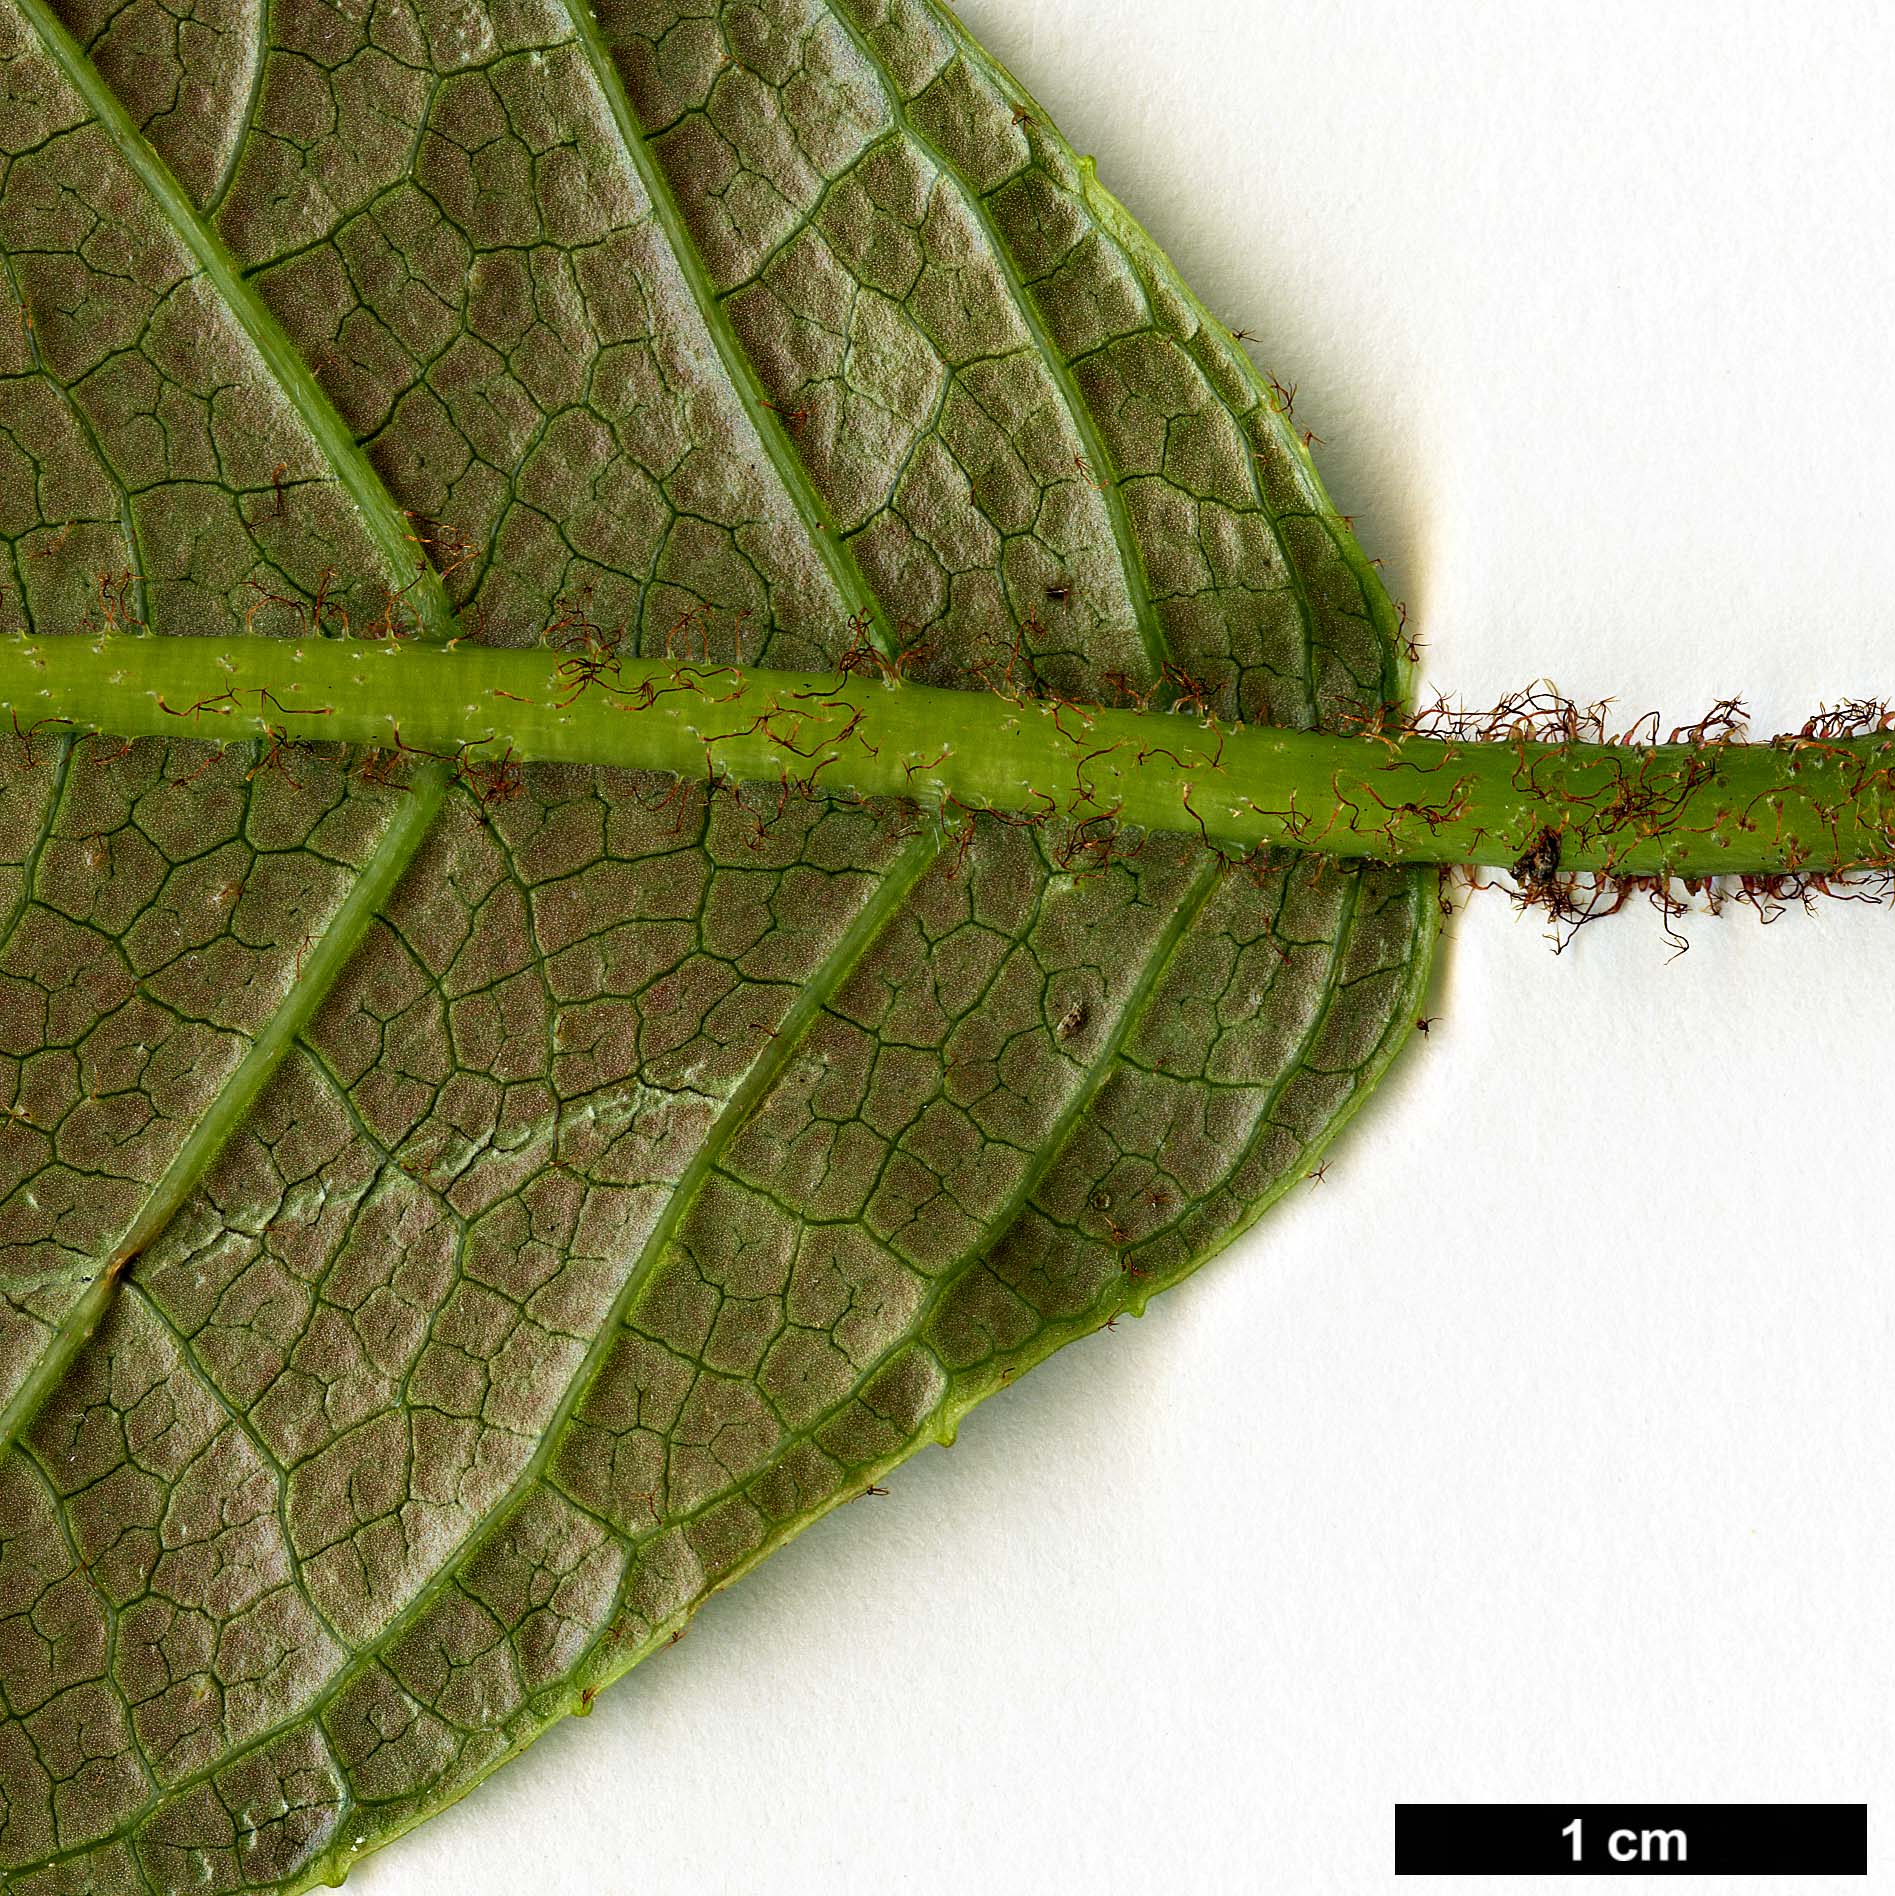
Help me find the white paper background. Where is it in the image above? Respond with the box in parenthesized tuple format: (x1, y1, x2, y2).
(359, 4, 1894, 1890)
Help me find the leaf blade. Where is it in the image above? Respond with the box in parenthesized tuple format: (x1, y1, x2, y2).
(0, 1, 1438, 1887)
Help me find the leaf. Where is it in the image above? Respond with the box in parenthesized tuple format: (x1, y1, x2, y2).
(0, 0, 1436, 1888)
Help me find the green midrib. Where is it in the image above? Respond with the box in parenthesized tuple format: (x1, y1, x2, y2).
(7, 637, 1885, 875)
(14, 0, 457, 642)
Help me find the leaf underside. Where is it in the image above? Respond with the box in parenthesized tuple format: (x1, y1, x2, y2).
(0, 0, 1436, 1888)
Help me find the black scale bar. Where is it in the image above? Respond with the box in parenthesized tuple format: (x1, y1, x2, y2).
(1395, 1803, 1866, 1875)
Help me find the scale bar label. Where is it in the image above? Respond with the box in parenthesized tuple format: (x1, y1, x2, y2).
(1394, 1803, 1866, 1875)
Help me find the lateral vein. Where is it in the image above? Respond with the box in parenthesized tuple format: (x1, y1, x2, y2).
(91, 824, 943, 1832)
(0, 759, 450, 1460)
(12, 0, 456, 641)
(557, 0, 899, 659)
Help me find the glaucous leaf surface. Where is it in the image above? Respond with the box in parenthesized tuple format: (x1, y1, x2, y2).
(0, 0, 1436, 1886)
